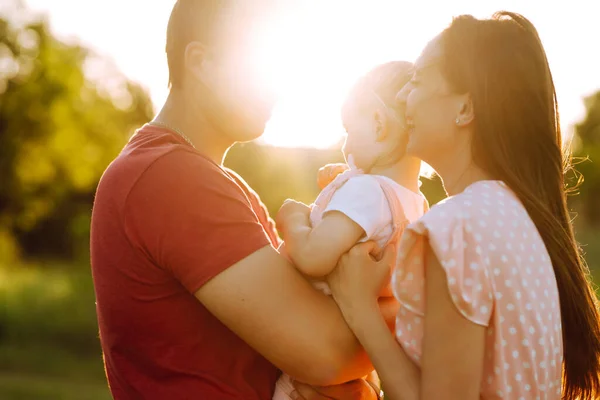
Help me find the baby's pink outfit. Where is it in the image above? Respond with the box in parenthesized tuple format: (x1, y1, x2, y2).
(394, 180, 563, 399)
(273, 164, 427, 400)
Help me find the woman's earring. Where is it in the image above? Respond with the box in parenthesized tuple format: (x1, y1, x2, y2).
(455, 118, 460, 125)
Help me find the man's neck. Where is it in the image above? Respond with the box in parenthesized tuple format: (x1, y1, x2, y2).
(153, 90, 234, 165)
(370, 156, 422, 194)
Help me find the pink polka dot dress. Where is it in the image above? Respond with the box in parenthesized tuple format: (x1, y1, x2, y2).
(393, 180, 563, 399)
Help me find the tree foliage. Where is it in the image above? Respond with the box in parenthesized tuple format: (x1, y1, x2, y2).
(0, 2, 153, 261)
(574, 90, 600, 226)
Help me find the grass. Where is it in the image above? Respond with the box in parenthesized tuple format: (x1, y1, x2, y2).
(0, 373, 111, 400)
(0, 342, 111, 400)
(0, 263, 111, 399)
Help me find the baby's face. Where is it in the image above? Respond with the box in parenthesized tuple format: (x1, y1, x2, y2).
(341, 94, 409, 171)
(341, 103, 379, 170)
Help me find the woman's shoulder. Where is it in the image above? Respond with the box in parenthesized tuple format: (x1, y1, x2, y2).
(420, 180, 510, 225)
(394, 182, 512, 326)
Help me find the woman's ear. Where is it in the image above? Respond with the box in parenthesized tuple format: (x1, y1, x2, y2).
(455, 94, 475, 126)
(374, 109, 389, 142)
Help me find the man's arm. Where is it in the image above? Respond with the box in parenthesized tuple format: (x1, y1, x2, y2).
(196, 245, 378, 386)
(128, 152, 396, 387)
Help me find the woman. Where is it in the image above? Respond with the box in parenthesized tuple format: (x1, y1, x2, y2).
(326, 12, 600, 400)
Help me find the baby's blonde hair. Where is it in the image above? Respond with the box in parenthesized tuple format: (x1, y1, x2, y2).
(344, 61, 413, 110)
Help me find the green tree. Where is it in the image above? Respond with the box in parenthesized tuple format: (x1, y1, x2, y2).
(574, 91, 600, 227)
(0, 2, 153, 261)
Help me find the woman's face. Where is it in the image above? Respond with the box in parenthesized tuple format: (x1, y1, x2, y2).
(396, 35, 471, 169)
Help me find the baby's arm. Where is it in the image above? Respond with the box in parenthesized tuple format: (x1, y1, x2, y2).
(277, 175, 387, 279)
(282, 209, 366, 278)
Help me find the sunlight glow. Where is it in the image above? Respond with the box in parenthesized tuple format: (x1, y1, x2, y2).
(249, 1, 599, 148)
(253, 2, 425, 148)
(25, 0, 600, 149)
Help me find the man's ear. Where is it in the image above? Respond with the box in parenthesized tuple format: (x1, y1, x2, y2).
(184, 41, 210, 83)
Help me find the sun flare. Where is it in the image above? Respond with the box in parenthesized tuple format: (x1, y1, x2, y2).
(252, 2, 425, 149)
(247, 1, 588, 149)
(25, 0, 595, 150)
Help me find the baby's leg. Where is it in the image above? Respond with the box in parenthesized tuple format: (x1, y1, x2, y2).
(273, 373, 295, 400)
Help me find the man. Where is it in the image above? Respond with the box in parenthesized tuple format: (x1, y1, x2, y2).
(91, 1, 396, 399)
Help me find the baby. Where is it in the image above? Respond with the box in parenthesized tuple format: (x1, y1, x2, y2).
(273, 61, 428, 399)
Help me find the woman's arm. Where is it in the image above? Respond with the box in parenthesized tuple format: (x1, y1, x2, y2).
(419, 244, 485, 399)
(344, 301, 421, 400)
(328, 241, 486, 400)
(327, 242, 420, 400)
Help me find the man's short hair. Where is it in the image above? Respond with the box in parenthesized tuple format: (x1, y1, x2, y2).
(166, 0, 229, 88)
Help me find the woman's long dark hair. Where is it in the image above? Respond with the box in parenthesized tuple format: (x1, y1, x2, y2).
(441, 12, 600, 399)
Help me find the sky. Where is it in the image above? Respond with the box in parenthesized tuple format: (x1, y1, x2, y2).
(23, 0, 600, 148)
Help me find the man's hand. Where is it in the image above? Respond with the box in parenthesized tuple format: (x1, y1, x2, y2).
(291, 378, 380, 400)
(317, 163, 349, 190)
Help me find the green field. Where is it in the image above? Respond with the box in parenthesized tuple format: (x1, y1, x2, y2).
(0, 265, 111, 399)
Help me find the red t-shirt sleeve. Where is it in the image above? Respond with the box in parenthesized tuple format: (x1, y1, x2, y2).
(124, 150, 271, 293)
(223, 168, 283, 248)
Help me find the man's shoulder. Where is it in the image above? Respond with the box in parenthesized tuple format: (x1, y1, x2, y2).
(222, 167, 245, 185)
(222, 167, 260, 198)
(98, 127, 229, 201)
(120, 125, 223, 179)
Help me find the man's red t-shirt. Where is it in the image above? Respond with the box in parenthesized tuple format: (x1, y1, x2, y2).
(90, 125, 281, 399)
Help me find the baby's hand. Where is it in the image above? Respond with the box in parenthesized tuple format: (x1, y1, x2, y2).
(276, 199, 311, 230)
(317, 163, 348, 189)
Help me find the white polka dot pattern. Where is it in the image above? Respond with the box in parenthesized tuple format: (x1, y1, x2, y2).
(393, 181, 563, 399)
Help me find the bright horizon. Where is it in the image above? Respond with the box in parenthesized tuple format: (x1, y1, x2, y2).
(23, 0, 600, 149)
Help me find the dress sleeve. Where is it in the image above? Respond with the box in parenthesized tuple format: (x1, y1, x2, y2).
(393, 200, 495, 326)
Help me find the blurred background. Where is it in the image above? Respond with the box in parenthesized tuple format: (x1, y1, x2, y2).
(1, 0, 599, 398)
